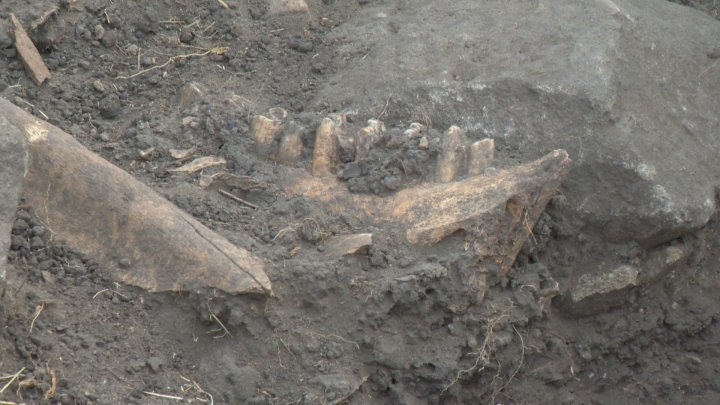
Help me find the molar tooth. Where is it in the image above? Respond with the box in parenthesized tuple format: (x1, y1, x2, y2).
(312, 114, 346, 177)
(251, 114, 283, 158)
(435, 125, 467, 183)
(276, 122, 304, 164)
(468, 138, 495, 176)
(403, 122, 425, 139)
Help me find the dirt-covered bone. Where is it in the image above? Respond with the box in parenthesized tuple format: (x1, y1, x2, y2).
(265, 116, 571, 277)
(0, 97, 271, 295)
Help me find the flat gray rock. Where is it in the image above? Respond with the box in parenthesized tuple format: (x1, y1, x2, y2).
(0, 115, 26, 280)
(314, 0, 720, 245)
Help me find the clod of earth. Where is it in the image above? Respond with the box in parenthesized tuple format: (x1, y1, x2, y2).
(0, 96, 271, 295)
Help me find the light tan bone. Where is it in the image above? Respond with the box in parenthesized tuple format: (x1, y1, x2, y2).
(468, 138, 495, 175)
(277, 146, 571, 276)
(168, 156, 226, 173)
(269, 0, 309, 14)
(312, 114, 346, 177)
(169, 147, 197, 160)
(0, 97, 271, 295)
(11, 14, 51, 86)
(323, 233, 373, 257)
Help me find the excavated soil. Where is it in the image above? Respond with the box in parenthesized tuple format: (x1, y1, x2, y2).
(1, 1, 720, 404)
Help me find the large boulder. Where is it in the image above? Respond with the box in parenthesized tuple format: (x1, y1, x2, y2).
(313, 0, 720, 246)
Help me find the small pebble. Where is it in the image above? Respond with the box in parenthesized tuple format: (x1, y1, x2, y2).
(92, 80, 105, 92)
(146, 356, 164, 373)
(30, 236, 46, 249)
(179, 29, 194, 44)
(93, 24, 105, 40)
(288, 38, 313, 53)
(99, 95, 122, 119)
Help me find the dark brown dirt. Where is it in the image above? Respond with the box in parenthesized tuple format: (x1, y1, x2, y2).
(2, 1, 720, 404)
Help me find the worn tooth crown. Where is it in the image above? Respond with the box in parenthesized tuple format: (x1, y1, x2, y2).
(312, 114, 346, 177)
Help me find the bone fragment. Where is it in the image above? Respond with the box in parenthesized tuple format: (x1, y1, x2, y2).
(269, 0, 309, 14)
(323, 233, 373, 257)
(0, 96, 271, 295)
(11, 14, 51, 85)
(168, 156, 226, 173)
(278, 147, 571, 277)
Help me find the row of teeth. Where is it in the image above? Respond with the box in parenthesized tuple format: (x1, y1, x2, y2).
(250, 109, 497, 184)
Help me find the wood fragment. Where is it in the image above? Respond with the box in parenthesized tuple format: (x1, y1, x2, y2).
(143, 391, 184, 401)
(43, 364, 57, 400)
(11, 14, 51, 85)
(30, 6, 59, 31)
(137, 147, 155, 161)
(199, 172, 268, 191)
(219, 189, 259, 209)
(168, 156, 226, 173)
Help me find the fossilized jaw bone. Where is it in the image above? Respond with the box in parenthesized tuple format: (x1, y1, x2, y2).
(392, 149, 571, 275)
(251, 110, 571, 276)
(0, 97, 272, 295)
(275, 149, 570, 275)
